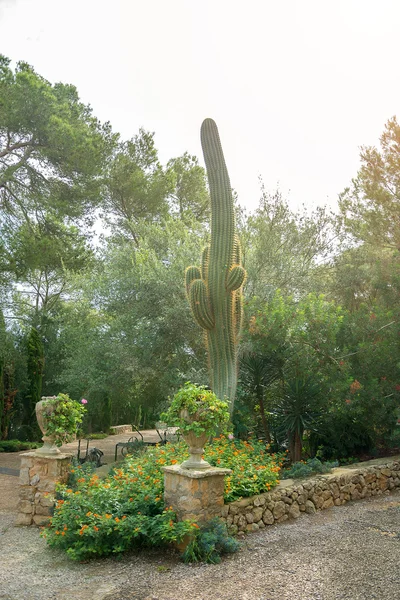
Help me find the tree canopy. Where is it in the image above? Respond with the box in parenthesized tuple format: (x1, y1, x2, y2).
(0, 56, 399, 462)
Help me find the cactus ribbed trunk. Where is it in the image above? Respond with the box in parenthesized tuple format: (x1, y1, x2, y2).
(185, 119, 246, 413)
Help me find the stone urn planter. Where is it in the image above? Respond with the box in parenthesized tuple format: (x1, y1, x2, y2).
(35, 393, 86, 455)
(180, 411, 211, 470)
(162, 383, 230, 470)
(35, 397, 60, 455)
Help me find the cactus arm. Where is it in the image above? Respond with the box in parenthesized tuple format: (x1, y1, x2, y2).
(234, 235, 242, 264)
(185, 266, 202, 296)
(188, 279, 214, 330)
(233, 292, 243, 339)
(226, 265, 246, 292)
(201, 246, 210, 280)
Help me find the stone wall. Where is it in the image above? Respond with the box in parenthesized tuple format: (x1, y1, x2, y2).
(110, 425, 132, 435)
(16, 452, 72, 527)
(220, 460, 400, 534)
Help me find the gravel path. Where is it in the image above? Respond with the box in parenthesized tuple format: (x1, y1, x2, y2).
(1, 481, 400, 600)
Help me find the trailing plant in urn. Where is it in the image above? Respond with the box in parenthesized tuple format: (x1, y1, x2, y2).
(163, 383, 230, 469)
(36, 394, 86, 453)
(185, 119, 246, 414)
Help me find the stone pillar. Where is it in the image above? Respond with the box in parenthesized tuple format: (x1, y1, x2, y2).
(163, 464, 231, 522)
(16, 451, 72, 527)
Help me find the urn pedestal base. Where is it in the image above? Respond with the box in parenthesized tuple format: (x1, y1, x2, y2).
(162, 464, 231, 523)
(16, 451, 72, 527)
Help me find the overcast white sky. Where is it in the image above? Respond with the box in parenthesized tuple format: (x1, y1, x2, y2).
(1, 0, 399, 213)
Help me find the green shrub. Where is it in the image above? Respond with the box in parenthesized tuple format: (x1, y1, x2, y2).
(162, 382, 230, 437)
(182, 518, 240, 564)
(43, 437, 282, 561)
(43, 450, 196, 561)
(282, 457, 338, 479)
(66, 459, 97, 488)
(82, 433, 109, 440)
(0, 440, 40, 452)
(205, 436, 283, 501)
(41, 394, 86, 447)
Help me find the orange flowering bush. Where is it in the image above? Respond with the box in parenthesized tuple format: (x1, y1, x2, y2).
(205, 436, 283, 502)
(43, 437, 282, 560)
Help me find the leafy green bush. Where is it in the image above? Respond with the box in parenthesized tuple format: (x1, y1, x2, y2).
(309, 413, 375, 460)
(282, 457, 338, 479)
(66, 459, 97, 487)
(41, 394, 86, 446)
(43, 449, 195, 561)
(162, 382, 230, 437)
(86, 432, 110, 440)
(43, 437, 282, 561)
(182, 518, 240, 564)
(0, 440, 40, 452)
(206, 436, 283, 501)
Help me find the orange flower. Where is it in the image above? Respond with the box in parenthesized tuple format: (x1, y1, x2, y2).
(191, 523, 200, 529)
(94, 526, 99, 532)
(105, 514, 112, 519)
(86, 512, 92, 517)
(61, 531, 65, 536)
(350, 379, 362, 394)
(115, 517, 120, 523)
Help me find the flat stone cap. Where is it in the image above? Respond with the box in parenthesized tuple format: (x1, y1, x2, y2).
(20, 451, 73, 460)
(162, 464, 232, 478)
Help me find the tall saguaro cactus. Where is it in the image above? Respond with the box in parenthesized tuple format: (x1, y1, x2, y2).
(185, 119, 246, 413)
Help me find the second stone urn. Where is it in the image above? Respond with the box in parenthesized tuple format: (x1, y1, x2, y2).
(35, 397, 60, 455)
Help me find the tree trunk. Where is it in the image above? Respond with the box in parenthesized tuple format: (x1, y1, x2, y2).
(257, 390, 271, 443)
(293, 431, 302, 463)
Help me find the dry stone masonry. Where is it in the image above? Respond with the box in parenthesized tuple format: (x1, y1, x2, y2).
(163, 464, 231, 522)
(220, 460, 400, 534)
(16, 451, 72, 526)
(110, 425, 132, 435)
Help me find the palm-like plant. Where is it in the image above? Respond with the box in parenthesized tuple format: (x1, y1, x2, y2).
(273, 376, 321, 462)
(239, 351, 285, 442)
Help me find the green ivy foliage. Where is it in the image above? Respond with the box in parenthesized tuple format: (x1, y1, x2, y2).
(41, 394, 86, 446)
(162, 382, 230, 437)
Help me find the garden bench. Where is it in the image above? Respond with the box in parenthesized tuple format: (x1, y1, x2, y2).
(114, 424, 179, 461)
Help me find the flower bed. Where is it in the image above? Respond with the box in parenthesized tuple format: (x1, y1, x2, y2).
(43, 437, 282, 560)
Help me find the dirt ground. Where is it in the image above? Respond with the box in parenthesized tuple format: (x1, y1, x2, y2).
(1, 439, 400, 600)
